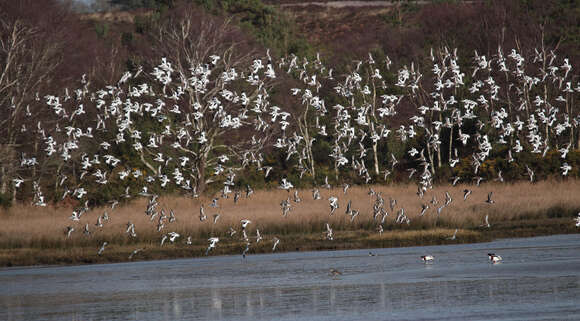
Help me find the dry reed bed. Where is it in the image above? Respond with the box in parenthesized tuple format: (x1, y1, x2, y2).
(1, 179, 579, 251)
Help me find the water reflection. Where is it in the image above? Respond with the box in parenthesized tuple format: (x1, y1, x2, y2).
(1, 234, 580, 320)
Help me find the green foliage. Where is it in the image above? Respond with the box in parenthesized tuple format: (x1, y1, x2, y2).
(121, 32, 134, 47)
(111, 0, 174, 10)
(94, 22, 109, 38)
(194, 0, 314, 57)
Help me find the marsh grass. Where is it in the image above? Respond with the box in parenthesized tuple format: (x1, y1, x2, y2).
(1, 180, 579, 266)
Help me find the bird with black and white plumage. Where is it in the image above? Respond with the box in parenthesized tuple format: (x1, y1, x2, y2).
(256, 229, 263, 243)
(444, 191, 452, 206)
(420, 255, 434, 263)
(206, 237, 219, 255)
(261, 166, 273, 178)
(126, 221, 137, 238)
(348, 209, 359, 222)
(389, 197, 397, 212)
(322, 176, 331, 189)
(419, 204, 429, 216)
(312, 188, 321, 200)
(329, 268, 342, 277)
(447, 228, 458, 240)
(561, 162, 572, 176)
(199, 205, 207, 222)
(128, 248, 144, 259)
(451, 176, 461, 186)
(495, 170, 504, 183)
(242, 242, 251, 258)
(345, 200, 352, 215)
(95, 215, 103, 228)
(324, 223, 334, 240)
(65, 226, 75, 239)
(70, 211, 81, 222)
(167, 231, 180, 243)
(279, 178, 294, 191)
(246, 184, 254, 198)
(488, 253, 502, 263)
(463, 189, 472, 201)
(573, 212, 580, 227)
(280, 198, 292, 216)
(293, 190, 301, 203)
(98, 241, 108, 255)
(342, 183, 350, 194)
(328, 196, 339, 215)
(241, 219, 251, 231)
(485, 192, 495, 204)
(526, 165, 535, 182)
(480, 215, 491, 228)
(272, 237, 280, 252)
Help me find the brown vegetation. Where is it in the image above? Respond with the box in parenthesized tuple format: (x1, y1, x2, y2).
(1, 180, 578, 266)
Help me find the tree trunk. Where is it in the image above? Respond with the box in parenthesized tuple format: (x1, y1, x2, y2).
(372, 142, 379, 175)
(196, 160, 206, 193)
(0, 165, 6, 195)
(448, 126, 453, 162)
(426, 143, 435, 174)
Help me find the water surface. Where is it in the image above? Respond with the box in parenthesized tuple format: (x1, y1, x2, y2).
(1, 234, 579, 320)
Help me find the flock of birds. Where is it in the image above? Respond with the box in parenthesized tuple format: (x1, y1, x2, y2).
(9, 44, 580, 260)
(328, 252, 502, 278)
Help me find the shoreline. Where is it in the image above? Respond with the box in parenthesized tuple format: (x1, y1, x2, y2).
(2, 181, 579, 269)
(1, 217, 576, 268)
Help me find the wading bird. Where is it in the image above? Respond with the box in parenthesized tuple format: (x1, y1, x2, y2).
(488, 253, 502, 263)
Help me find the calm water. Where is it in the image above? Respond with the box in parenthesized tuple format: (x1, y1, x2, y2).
(1, 234, 579, 321)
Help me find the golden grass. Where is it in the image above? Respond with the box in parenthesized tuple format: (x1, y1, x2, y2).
(0, 179, 579, 266)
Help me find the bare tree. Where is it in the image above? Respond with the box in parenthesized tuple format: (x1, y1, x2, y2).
(0, 8, 62, 199)
(141, 6, 273, 192)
